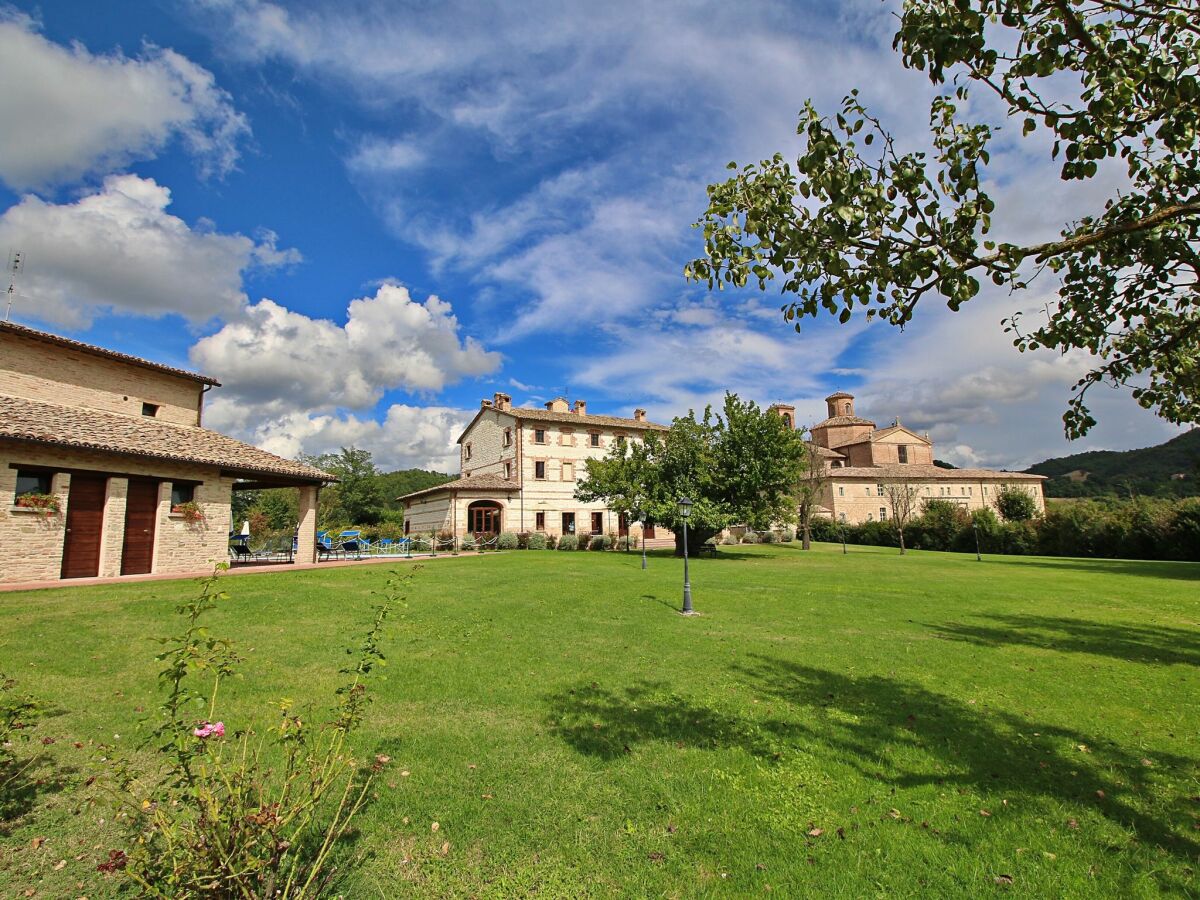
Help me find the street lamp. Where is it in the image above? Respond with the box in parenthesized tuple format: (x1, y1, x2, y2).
(972, 522, 982, 562)
(632, 507, 647, 570)
(678, 496, 694, 615)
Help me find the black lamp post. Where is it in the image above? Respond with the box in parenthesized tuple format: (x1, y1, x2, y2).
(632, 507, 647, 570)
(678, 496, 694, 615)
(972, 522, 982, 561)
(840, 523, 847, 554)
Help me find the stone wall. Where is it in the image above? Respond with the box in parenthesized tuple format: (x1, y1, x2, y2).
(0, 331, 204, 426)
(0, 440, 233, 585)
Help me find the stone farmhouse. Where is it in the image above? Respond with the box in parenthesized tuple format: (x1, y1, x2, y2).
(400, 393, 675, 543)
(0, 322, 332, 586)
(774, 391, 1046, 525)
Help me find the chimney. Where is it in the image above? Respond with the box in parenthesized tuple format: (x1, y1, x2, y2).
(481, 398, 493, 409)
(493, 391, 512, 411)
(545, 397, 570, 412)
(573, 399, 587, 415)
(634, 408, 647, 423)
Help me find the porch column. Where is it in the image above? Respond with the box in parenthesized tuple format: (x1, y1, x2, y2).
(297, 484, 319, 564)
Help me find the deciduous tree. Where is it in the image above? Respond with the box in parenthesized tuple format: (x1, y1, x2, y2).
(687, 0, 1200, 438)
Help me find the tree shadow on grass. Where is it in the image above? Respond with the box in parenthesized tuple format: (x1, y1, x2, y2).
(731, 655, 1198, 873)
(1003, 557, 1200, 582)
(546, 659, 1198, 880)
(0, 750, 80, 835)
(928, 614, 1200, 667)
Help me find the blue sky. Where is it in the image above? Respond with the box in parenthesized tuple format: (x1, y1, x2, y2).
(0, 0, 1186, 471)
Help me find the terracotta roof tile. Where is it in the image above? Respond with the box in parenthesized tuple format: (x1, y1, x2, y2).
(1, 321, 220, 385)
(0, 394, 333, 482)
(814, 415, 876, 429)
(398, 473, 516, 501)
(824, 391, 855, 401)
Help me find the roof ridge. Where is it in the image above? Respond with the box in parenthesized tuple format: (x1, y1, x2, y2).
(0, 321, 220, 386)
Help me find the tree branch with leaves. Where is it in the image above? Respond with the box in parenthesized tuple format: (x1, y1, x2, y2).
(687, 0, 1200, 438)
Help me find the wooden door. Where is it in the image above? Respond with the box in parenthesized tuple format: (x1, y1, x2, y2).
(61, 475, 107, 579)
(121, 480, 159, 575)
(643, 520, 656, 539)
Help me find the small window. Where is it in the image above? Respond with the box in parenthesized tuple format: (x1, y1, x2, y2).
(404, 519, 411, 535)
(838, 486, 844, 497)
(535, 511, 546, 530)
(503, 461, 513, 479)
(171, 484, 194, 507)
(880, 507, 887, 521)
(843, 403, 851, 414)
(503, 428, 512, 447)
(141, 402, 159, 417)
(876, 484, 884, 496)
(591, 512, 604, 534)
(535, 461, 546, 480)
(15, 469, 51, 499)
(898, 445, 908, 464)
(465, 443, 473, 460)
(968, 486, 972, 496)
(534, 428, 546, 444)
(589, 433, 601, 448)
(867, 513, 874, 521)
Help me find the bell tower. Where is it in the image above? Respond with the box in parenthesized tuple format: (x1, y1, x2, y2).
(825, 391, 855, 418)
(769, 403, 797, 430)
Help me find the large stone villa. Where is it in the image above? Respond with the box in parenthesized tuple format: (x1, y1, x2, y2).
(783, 392, 1045, 524)
(400, 393, 677, 544)
(0, 322, 332, 586)
(402, 390, 1045, 538)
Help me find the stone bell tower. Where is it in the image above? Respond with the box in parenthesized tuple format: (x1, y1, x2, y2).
(825, 391, 856, 418)
(769, 403, 797, 430)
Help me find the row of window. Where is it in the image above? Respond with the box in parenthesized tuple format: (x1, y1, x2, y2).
(835, 483, 985, 498)
(468, 426, 618, 460)
(13, 469, 194, 507)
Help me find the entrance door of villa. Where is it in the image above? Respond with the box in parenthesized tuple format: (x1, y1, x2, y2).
(467, 501, 502, 538)
(618, 513, 628, 537)
(61, 475, 107, 579)
(121, 479, 159, 575)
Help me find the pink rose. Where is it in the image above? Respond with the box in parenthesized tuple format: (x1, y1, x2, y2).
(211, 722, 225, 737)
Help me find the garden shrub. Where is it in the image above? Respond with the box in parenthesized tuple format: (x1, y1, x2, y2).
(545, 533, 559, 550)
(996, 486, 1038, 521)
(760, 530, 777, 543)
(741, 531, 759, 544)
(558, 534, 578, 551)
(497, 531, 519, 550)
(780, 528, 796, 542)
(516, 531, 532, 549)
(460, 534, 476, 551)
(576, 533, 592, 551)
(615, 536, 630, 551)
(721, 533, 739, 545)
(107, 566, 413, 898)
(527, 533, 548, 550)
(591, 534, 613, 551)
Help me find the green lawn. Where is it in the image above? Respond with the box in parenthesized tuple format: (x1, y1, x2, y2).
(1, 544, 1197, 898)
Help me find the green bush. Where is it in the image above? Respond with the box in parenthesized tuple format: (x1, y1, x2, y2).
(721, 532, 739, 545)
(576, 533, 592, 551)
(780, 528, 796, 542)
(546, 533, 559, 550)
(527, 533, 548, 550)
(996, 486, 1039, 521)
(558, 534, 578, 551)
(760, 529, 777, 543)
(591, 534, 613, 551)
(497, 532, 519, 550)
(741, 531, 759, 544)
(460, 534, 476, 551)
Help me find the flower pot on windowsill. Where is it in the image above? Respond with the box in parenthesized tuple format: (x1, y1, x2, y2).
(171, 501, 205, 523)
(14, 493, 60, 516)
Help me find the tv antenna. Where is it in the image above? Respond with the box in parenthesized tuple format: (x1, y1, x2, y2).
(5, 250, 24, 322)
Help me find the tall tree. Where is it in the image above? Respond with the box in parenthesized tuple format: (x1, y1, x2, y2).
(577, 394, 807, 555)
(687, 1, 1200, 438)
(794, 441, 829, 550)
(299, 447, 385, 525)
(881, 478, 924, 554)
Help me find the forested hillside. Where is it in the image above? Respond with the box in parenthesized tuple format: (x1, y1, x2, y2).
(1025, 430, 1200, 498)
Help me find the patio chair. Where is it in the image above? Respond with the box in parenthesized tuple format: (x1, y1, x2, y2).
(229, 541, 252, 563)
(316, 530, 339, 561)
(375, 538, 394, 555)
(337, 530, 364, 560)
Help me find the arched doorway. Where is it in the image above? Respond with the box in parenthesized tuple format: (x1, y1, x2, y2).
(467, 500, 503, 538)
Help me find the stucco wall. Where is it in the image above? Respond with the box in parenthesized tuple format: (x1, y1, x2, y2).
(0, 440, 233, 584)
(822, 475, 1045, 525)
(0, 332, 205, 426)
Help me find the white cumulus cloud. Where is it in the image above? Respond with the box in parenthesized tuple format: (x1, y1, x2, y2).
(0, 11, 249, 189)
(0, 174, 299, 327)
(193, 283, 501, 467)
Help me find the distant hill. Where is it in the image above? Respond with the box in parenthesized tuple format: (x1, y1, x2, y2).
(379, 468, 455, 508)
(1024, 429, 1200, 497)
